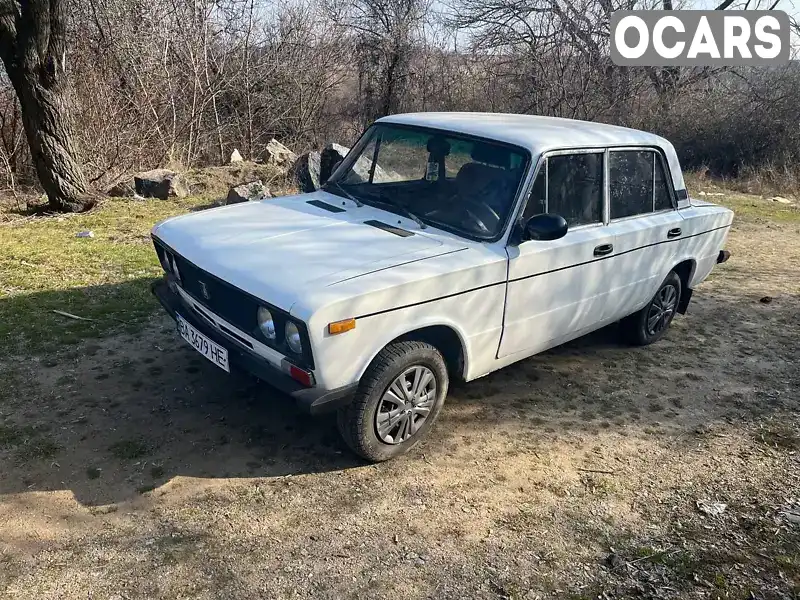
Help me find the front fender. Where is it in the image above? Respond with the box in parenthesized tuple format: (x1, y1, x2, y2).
(308, 312, 477, 392)
(306, 260, 508, 390)
(353, 317, 471, 382)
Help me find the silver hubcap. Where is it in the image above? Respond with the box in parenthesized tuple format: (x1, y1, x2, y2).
(647, 283, 678, 336)
(375, 366, 437, 445)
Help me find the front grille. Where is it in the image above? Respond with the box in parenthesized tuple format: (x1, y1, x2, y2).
(153, 237, 314, 369)
(173, 253, 257, 334)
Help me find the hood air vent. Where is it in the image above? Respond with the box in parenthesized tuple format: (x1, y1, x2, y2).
(307, 199, 345, 213)
(363, 220, 414, 237)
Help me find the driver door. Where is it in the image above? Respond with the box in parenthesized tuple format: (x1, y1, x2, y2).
(499, 150, 618, 359)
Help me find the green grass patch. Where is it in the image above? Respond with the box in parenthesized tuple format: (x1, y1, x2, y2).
(755, 422, 800, 450)
(0, 364, 23, 406)
(137, 483, 157, 495)
(0, 197, 206, 354)
(0, 423, 40, 447)
(684, 172, 800, 224)
(0, 421, 60, 460)
(717, 194, 800, 224)
(774, 553, 800, 575)
(0, 423, 23, 446)
(109, 438, 151, 460)
(24, 438, 60, 459)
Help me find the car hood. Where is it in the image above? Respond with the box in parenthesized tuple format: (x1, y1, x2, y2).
(152, 191, 459, 311)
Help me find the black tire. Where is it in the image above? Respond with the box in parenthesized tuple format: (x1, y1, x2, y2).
(337, 340, 448, 462)
(622, 271, 682, 346)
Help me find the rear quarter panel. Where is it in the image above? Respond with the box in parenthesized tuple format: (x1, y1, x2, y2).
(678, 202, 734, 287)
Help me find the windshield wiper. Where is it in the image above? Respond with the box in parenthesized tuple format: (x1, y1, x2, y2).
(324, 180, 363, 207)
(359, 193, 428, 229)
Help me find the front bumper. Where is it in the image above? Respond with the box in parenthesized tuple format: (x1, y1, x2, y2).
(151, 277, 356, 414)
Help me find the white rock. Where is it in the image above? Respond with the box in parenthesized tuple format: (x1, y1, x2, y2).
(696, 499, 727, 517)
(225, 180, 270, 204)
(230, 149, 244, 163)
(263, 139, 296, 170)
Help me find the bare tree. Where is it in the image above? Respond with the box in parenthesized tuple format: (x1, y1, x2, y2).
(0, 0, 93, 211)
(0, 0, 794, 200)
(327, 0, 430, 123)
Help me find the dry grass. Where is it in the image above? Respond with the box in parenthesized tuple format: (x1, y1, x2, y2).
(182, 161, 295, 201)
(686, 168, 800, 205)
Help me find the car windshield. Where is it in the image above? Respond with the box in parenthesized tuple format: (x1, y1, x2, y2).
(325, 124, 529, 240)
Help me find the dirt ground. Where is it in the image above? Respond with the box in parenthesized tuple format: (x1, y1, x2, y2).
(1, 205, 799, 599)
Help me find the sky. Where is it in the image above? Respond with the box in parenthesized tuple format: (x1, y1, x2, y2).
(438, 0, 800, 54)
(691, 0, 798, 18)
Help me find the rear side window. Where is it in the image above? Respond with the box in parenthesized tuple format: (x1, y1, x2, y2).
(610, 151, 652, 218)
(611, 150, 674, 218)
(654, 158, 673, 211)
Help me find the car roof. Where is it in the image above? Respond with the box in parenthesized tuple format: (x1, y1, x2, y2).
(377, 112, 686, 193)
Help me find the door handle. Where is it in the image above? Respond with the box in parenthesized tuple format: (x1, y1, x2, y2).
(667, 227, 682, 239)
(594, 243, 614, 257)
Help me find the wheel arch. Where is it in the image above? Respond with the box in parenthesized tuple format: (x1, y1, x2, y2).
(672, 258, 696, 314)
(355, 322, 469, 383)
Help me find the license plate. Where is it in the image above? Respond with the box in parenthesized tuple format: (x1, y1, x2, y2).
(176, 314, 229, 372)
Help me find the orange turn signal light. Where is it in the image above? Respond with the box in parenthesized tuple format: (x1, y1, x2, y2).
(328, 318, 356, 335)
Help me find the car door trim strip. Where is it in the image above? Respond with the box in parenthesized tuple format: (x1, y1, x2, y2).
(355, 224, 730, 320)
(508, 223, 731, 284)
(355, 279, 507, 319)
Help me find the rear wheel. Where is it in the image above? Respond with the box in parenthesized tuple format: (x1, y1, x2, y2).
(622, 271, 682, 346)
(337, 341, 448, 462)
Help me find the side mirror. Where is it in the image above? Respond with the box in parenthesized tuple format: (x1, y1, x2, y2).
(523, 213, 568, 241)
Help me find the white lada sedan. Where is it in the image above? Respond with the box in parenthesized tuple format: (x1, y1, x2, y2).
(151, 112, 733, 461)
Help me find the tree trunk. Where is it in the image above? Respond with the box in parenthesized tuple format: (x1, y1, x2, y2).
(5, 64, 92, 211)
(0, 0, 93, 213)
(380, 49, 400, 117)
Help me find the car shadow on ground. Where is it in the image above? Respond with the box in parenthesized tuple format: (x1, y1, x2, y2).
(1, 280, 797, 506)
(1, 337, 359, 506)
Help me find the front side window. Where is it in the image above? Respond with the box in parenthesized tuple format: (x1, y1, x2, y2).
(328, 124, 529, 240)
(522, 152, 603, 227)
(522, 166, 546, 222)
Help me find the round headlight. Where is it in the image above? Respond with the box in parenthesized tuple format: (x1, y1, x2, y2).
(160, 251, 172, 274)
(285, 321, 302, 354)
(257, 307, 276, 340)
(171, 255, 181, 284)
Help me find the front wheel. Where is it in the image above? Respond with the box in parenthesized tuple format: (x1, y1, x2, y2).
(622, 271, 682, 346)
(337, 341, 448, 462)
